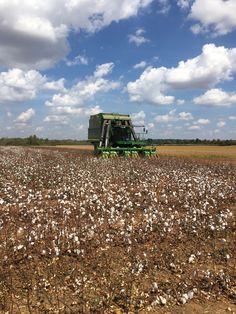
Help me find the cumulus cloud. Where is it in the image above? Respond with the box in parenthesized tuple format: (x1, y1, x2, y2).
(193, 89, 236, 107)
(189, 0, 236, 36)
(128, 28, 150, 46)
(127, 44, 236, 105)
(177, 99, 185, 105)
(84, 106, 102, 116)
(127, 67, 174, 105)
(157, 0, 171, 14)
(94, 63, 114, 78)
(44, 105, 102, 124)
(188, 125, 200, 130)
(147, 122, 154, 129)
(133, 61, 147, 69)
(131, 110, 146, 125)
(44, 78, 66, 92)
(66, 55, 89, 67)
(0, 69, 46, 103)
(177, 0, 191, 9)
(44, 115, 69, 125)
(154, 109, 193, 123)
(217, 121, 226, 128)
(197, 118, 210, 125)
(0, 0, 152, 69)
(45, 63, 119, 119)
(0, 68, 65, 104)
(15, 108, 35, 123)
(229, 116, 236, 120)
(178, 112, 193, 120)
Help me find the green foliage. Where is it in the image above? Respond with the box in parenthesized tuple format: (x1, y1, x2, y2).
(0, 135, 90, 146)
(0, 136, 235, 146)
(147, 138, 236, 146)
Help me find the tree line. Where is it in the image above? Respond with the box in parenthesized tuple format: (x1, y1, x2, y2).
(147, 138, 236, 146)
(0, 135, 235, 146)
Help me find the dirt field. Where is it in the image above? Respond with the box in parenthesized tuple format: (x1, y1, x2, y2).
(0, 146, 235, 313)
(55, 145, 236, 161)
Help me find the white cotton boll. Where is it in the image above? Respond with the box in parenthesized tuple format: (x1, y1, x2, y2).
(74, 235, 79, 242)
(187, 291, 194, 299)
(17, 244, 24, 250)
(55, 246, 60, 256)
(188, 254, 195, 263)
(17, 227, 24, 238)
(159, 296, 167, 305)
(153, 282, 158, 290)
(152, 297, 160, 306)
(180, 296, 187, 304)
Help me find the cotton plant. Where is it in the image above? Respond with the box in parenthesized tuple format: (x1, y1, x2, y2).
(0, 147, 235, 312)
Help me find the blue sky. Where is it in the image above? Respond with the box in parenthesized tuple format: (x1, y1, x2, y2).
(0, 0, 236, 139)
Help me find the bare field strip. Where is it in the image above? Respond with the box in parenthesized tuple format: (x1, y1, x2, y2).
(0, 146, 235, 313)
(156, 145, 236, 159)
(54, 145, 236, 161)
(56, 144, 94, 150)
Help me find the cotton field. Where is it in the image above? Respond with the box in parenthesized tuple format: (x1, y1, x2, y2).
(0, 147, 235, 313)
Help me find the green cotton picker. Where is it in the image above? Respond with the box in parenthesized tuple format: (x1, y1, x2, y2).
(88, 112, 157, 158)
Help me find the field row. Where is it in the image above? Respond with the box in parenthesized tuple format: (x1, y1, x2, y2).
(0, 147, 235, 313)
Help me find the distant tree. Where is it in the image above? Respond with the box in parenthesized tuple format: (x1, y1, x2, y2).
(27, 135, 39, 145)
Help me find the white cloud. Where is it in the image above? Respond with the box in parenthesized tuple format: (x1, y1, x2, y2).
(0, 68, 65, 104)
(164, 44, 236, 88)
(229, 116, 236, 120)
(45, 64, 119, 118)
(189, 0, 236, 36)
(157, 0, 171, 14)
(154, 109, 193, 123)
(134, 61, 147, 69)
(155, 110, 175, 122)
(66, 55, 88, 67)
(44, 105, 102, 124)
(131, 110, 146, 125)
(44, 115, 69, 124)
(52, 107, 84, 115)
(177, 99, 185, 105)
(197, 118, 210, 125)
(44, 78, 66, 92)
(190, 23, 203, 35)
(193, 89, 236, 107)
(128, 28, 150, 46)
(217, 121, 226, 128)
(127, 44, 236, 105)
(127, 67, 174, 105)
(35, 126, 43, 132)
(84, 106, 102, 116)
(94, 63, 114, 78)
(178, 112, 193, 120)
(188, 125, 200, 130)
(177, 0, 191, 9)
(0, 0, 152, 69)
(15, 108, 35, 123)
(147, 122, 154, 129)
(0, 69, 46, 103)
(46, 67, 119, 110)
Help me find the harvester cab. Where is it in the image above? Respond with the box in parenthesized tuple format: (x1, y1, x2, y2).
(88, 113, 157, 158)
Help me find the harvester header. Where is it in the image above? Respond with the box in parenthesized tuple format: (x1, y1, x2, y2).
(88, 112, 157, 158)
